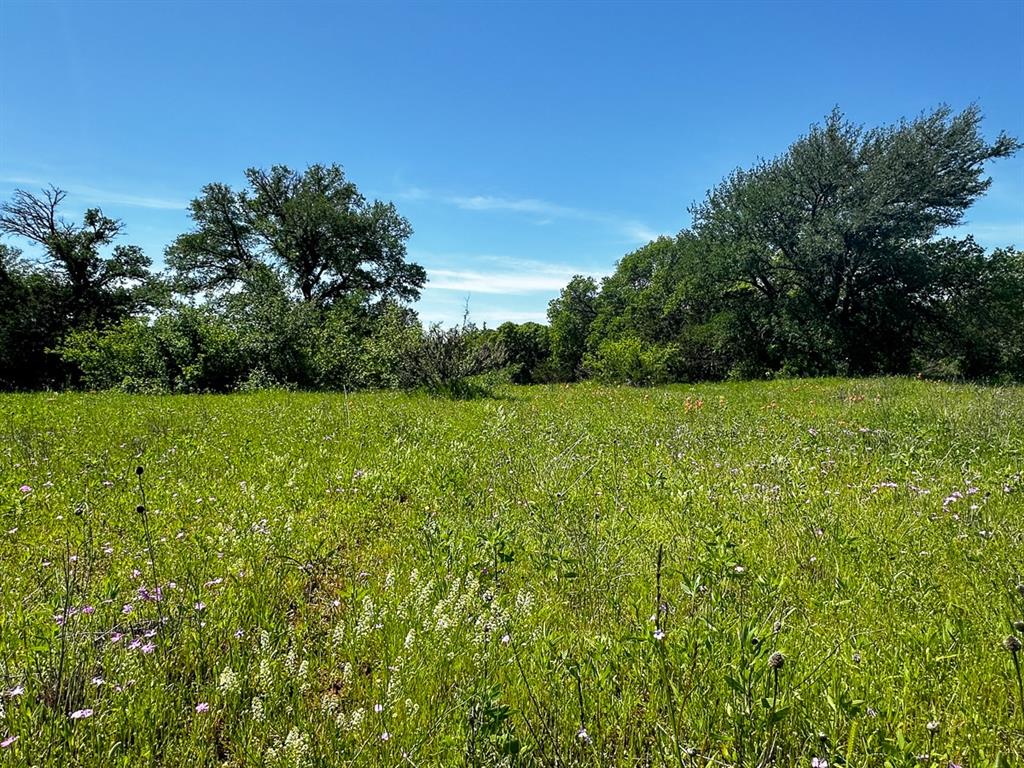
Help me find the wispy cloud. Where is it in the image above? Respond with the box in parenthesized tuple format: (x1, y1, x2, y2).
(0, 175, 186, 210)
(415, 252, 603, 295)
(429, 268, 576, 294)
(448, 194, 582, 218)
(397, 186, 664, 244)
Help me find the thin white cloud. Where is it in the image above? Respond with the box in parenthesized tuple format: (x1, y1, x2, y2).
(415, 251, 604, 295)
(449, 194, 582, 218)
(397, 186, 664, 244)
(428, 268, 575, 294)
(0, 175, 186, 210)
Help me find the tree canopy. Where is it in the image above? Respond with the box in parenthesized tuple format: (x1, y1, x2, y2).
(551, 105, 1023, 383)
(0, 106, 1020, 392)
(167, 164, 425, 307)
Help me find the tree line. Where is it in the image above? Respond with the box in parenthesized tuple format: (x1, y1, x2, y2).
(1, 105, 1021, 393)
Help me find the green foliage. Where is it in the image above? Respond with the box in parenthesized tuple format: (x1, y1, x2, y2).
(583, 336, 677, 385)
(60, 309, 246, 393)
(567, 106, 1022, 383)
(3, 108, 1023, 393)
(0, 189, 159, 388)
(166, 164, 425, 306)
(547, 275, 598, 381)
(494, 321, 553, 384)
(688, 105, 1020, 377)
(402, 321, 507, 398)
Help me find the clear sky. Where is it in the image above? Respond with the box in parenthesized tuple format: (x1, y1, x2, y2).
(2, 0, 1022, 325)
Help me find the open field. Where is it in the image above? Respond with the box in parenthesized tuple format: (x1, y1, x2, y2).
(1, 379, 1022, 767)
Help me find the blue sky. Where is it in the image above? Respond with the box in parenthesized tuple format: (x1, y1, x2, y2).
(1, 0, 1022, 325)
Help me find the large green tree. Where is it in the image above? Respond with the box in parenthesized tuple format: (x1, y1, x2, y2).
(0, 187, 154, 330)
(0, 188, 156, 388)
(691, 105, 1021, 375)
(547, 275, 599, 380)
(167, 164, 425, 307)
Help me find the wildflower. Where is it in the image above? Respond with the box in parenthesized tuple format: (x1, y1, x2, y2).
(653, 628, 666, 641)
(852, 652, 861, 664)
(500, 634, 511, 645)
(80, 605, 95, 615)
(218, 666, 240, 694)
(812, 759, 828, 768)
(5, 685, 24, 698)
(577, 727, 592, 744)
(194, 601, 206, 612)
(140, 642, 156, 654)
(768, 651, 785, 669)
(70, 708, 94, 720)
(195, 702, 210, 713)
(380, 731, 390, 741)
(1004, 635, 1022, 653)
(926, 720, 940, 734)
(90, 676, 105, 687)
(1, 735, 17, 748)
(374, 703, 384, 713)
(19, 485, 31, 494)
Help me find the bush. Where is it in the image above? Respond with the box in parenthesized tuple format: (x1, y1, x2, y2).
(584, 337, 676, 386)
(403, 323, 506, 397)
(60, 320, 169, 392)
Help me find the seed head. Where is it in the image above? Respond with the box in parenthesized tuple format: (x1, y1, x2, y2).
(768, 651, 785, 670)
(136, 504, 145, 515)
(1017, 583, 1024, 598)
(1004, 634, 1022, 653)
(1013, 620, 1024, 634)
(135, 466, 144, 476)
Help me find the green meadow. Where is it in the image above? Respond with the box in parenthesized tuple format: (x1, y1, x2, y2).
(1, 379, 1022, 767)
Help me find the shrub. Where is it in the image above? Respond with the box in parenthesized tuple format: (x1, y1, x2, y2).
(584, 336, 676, 386)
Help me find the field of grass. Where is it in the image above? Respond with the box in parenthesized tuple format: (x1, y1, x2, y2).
(1, 379, 1023, 767)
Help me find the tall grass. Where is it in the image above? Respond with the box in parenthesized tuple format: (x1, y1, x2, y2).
(0, 378, 1021, 766)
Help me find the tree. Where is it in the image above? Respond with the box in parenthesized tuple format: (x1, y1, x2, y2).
(587, 233, 735, 380)
(547, 275, 599, 380)
(167, 164, 425, 307)
(495, 322, 553, 383)
(690, 105, 1021, 375)
(0, 187, 154, 330)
